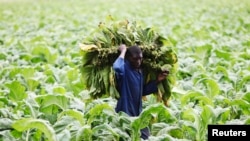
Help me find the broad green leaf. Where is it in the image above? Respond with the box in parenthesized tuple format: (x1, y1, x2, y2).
(0, 118, 13, 130)
(69, 97, 85, 111)
(76, 125, 92, 141)
(180, 91, 203, 107)
(85, 103, 114, 125)
(200, 96, 214, 105)
(56, 130, 71, 141)
(0, 53, 7, 60)
(151, 123, 184, 139)
(66, 68, 79, 82)
(212, 66, 229, 80)
(157, 107, 177, 123)
(20, 67, 35, 79)
(245, 118, 250, 124)
(35, 94, 69, 112)
(24, 99, 40, 118)
(148, 134, 176, 141)
(92, 123, 120, 140)
(181, 108, 196, 122)
(195, 78, 220, 98)
(151, 122, 169, 136)
(238, 75, 250, 92)
(5, 81, 27, 101)
(200, 105, 214, 125)
(31, 46, 57, 64)
(53, 86, 66, 94)
(58, 109, 84, 125)
(193, 44, 212, 65)
(230, 99, 250, 115)
(26, 78, 40, 91)
(179, 120, 197, 141)
(166, 127, 184, 139)
(0, 96, 8, 105)
(0, 108, 12, 118)
(8, 68, 21, 79)
(214, 49, 231, 60)
(0, 131, 17, 141)
(53, 116, 77, 134)
(242, 92, 250, 102)
(12, 118, 57, 141)
(213, 107, 230, 124)
(131, 103, 176, 140)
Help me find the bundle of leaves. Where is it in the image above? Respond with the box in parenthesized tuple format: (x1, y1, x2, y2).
(80, 18, 178, 106)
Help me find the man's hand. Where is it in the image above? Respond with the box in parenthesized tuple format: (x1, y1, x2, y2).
(157, 70, 169, 83)
(119, 44, 127, 52)
(118, 44, 127, 59)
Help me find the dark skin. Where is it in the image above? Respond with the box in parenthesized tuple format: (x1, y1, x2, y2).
(119, 44, 168, 83)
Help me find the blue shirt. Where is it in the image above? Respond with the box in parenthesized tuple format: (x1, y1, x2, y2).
(113, 57, 158, 116)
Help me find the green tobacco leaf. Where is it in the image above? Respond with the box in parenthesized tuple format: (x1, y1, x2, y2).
(26, 78, 40, 91)
(230, 99, 250, 108)
(212, 66, 229, 81)
(151, 122, 169, 136)
(8, 68, 22, 79)
(215, 49, 232, 60)
(245, 118, 250, 124)
(195, 78, 220, 98)
(151, 123, 183, 139)
(53, 116, 77, 134)
(179, 120, 197, 141)
(0, 131, 18, 141)
(35, 94, 69, 113)
(166, 127, 184, 139)
(69, 97, 85, 111)
(85, 103, 114, 125)
(157, 106, 177, 123)
(76, 125, 92, 141)
(12, 118, 57, 141)
(58, 109, 84, 125)
(180, 91, 203, 106)
(5, 81, 27, 101)
(53, 86, 66, 94)
(31, 46, 57, 64)
(0, 118, 13, 130)
(20, 67, 35, 79)
(131, 104, 176, 140)
(193, 44, 212, 65)
(24, 99, 40, 118)
(197, 106, 213, 141)
(181, 108, 196, 122)
(0, 52, 7, 60)
(200, 105, 214, 125)
(230, 99, 250, 115)
(56, 130, 71, 141)
(213, 107, 230, 124)
(92, 123, 120, 140)
(0, 96, 9, 105)
(238, 75, 250, 91)
(66, 68, 80, 82)
(242, 92, 250, 102)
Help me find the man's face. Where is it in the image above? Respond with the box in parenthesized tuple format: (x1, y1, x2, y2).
(128, 53, 143, 69)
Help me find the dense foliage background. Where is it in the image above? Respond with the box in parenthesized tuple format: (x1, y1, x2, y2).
(0, 0, 249, 140)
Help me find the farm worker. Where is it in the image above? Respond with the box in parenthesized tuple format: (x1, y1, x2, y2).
(113, 44, 168, 139)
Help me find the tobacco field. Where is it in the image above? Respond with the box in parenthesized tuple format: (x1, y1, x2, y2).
(0, 0, 249, 140)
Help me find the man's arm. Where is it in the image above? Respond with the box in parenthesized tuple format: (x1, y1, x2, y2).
(143, 71, 169, 96)
(143, 80, 158, 96)
(113, 44, 127, 75)
(118, 44, 127, 59)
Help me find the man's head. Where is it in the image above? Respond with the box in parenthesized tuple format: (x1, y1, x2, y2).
(126, 45, 143, 69)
